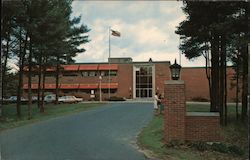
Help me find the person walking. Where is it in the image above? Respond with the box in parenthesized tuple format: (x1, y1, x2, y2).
(154, 92, 160, 114)
(158, 94, 164, 115)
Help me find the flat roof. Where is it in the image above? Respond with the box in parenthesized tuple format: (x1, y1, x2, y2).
(182, 66, 234, 69)
(73, 61, 170, 65)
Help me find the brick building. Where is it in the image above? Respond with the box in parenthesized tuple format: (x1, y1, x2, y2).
(23, 57, 237, 101)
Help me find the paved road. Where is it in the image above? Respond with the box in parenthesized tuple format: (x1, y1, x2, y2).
(0, 103, 153, 160)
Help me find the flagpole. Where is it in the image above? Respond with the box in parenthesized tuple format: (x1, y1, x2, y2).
(108, 26, 111, 99)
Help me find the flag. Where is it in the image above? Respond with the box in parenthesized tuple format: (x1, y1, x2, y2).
(111, 29, 121, 37)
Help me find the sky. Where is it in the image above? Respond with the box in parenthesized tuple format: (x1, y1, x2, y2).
(71, 1, 206, 67)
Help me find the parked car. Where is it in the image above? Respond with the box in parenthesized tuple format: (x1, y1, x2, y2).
(74, 96, 83, 103)
(58, 96, 83, 104)
(5, 96, 28, 104)
(8, 96, 17, 102)
(44, 94, 56, 103)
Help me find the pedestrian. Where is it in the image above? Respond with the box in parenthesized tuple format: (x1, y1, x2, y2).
(158, 94, 164, 115)
(154, 92, 160, 115)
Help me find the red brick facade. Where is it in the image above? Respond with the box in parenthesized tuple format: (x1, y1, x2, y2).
(117, 64, 133, 98)
(23, 60, 237, 102)
(164, 81, 186, 142)
(164, 80, 222, 143)
(185, 114, 221, 142)
(181, 67, 237, 102)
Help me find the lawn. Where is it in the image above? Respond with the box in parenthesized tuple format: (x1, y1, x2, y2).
(138, 102, 249, 160)
(0, 102, 104, 131)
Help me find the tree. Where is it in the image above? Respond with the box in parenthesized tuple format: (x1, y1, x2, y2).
(176, 1, 249, 125)
(1, 0, 90, 117)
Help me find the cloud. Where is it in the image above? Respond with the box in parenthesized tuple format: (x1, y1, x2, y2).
(72, 1, 205, 67)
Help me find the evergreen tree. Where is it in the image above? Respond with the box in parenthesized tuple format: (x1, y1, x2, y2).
(176, 1, 249, 125)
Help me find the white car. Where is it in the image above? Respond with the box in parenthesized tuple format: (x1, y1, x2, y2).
(44, 94, 56, 103)
(58, 96, 83, 103)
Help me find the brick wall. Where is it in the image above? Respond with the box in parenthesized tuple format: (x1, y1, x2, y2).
(117, 64, 133, 98)
(164, 80, 222, 143)
(181, 67, 237, 102)
(164, 80, 186, 143)
(185, 113, 221, 142)
(155, 63, 171, 97)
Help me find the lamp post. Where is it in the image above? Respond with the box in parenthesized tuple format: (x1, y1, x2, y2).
(170, 59, 182, 80)
(99, 76, 102, 102)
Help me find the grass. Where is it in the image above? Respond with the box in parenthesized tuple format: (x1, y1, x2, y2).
(0, 102, 104, 131)
(138, 102, 248, 160)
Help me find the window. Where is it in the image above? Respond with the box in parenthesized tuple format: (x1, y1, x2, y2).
(135, 66, 153, 98)
(89, 71, 96, 77)
(102, 89, 117, 93)
(46, 72, 56, 77)
(101, 71, 108, 76)
(81, 71, 88, 77)
(100, 71, 117, 76)
(110, 71, 117, 76)
(63, 73, 78, 77)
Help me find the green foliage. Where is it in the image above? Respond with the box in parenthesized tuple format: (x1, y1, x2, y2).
(190, 142, 210, 152)
(228, 145, 244, 156)
(211, 143, 229, 153)
(3, 72, 19, 98)
(1, 0, 90, 115)
(191, 97, 209, 102)
(176, 1, 248, 60)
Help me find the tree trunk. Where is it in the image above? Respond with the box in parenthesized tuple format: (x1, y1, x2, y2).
(2, 34, 10, 99)
(224, 59, 227, 126)
(236, 51, 239, 120)
(40, 58, 46, 113)
(205, 42, 212, 107)
(241, 46, 248, 122)
(55, 56, 60, 105)
(37, 53, 42, 109)
(0, 42, 2, 117)
(27, 37, 32, 119)
(210, 35, 220, 112)
(16, 29, 27, 118)
(219, 35, 225, 125)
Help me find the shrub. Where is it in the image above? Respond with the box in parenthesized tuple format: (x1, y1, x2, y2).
(191, 97, 209, 102)
(211, 143, 229, 153)
(191, 142, 210, 151)
(228, 145, 244, 156)
(108, 96, 126, 101)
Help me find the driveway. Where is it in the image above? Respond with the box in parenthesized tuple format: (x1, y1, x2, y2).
(0, 103, 153, 160)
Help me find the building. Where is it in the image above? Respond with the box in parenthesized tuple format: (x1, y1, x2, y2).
(23, 57, 237, 102)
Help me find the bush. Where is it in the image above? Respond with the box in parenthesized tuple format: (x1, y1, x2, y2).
(191, 142, 210, 151)
(228, 145, 244, 156)
(211, 143, 229, 153)
(189, 142, 244, 156)
(191, 97, 209, 102)
(108, 96, 126, 101)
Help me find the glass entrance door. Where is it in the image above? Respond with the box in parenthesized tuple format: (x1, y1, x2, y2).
(135, 66, 153, 98)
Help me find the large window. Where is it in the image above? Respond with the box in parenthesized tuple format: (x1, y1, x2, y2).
(89, 71, 96, 77)
(135, 66, 153, 98)
(100, 70, 117, 76)
(62, 72, 78, 77)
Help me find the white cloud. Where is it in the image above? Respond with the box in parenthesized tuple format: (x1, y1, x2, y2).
(72, 1, 206, 67)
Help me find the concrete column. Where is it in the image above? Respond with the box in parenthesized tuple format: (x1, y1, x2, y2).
(164, 80, 186, 143)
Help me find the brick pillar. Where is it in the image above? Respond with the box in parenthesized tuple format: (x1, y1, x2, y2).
(164, 80, 186, 143)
